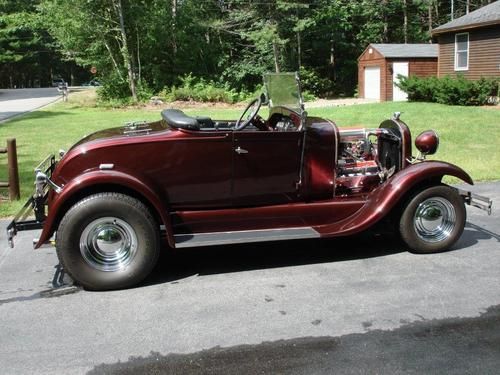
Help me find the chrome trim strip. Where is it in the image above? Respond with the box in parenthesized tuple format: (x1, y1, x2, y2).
(34, 154, 55, 174)
(7, 228, 15, 248)
(174, 227, 320, 248)
(99, 163, 114, 170)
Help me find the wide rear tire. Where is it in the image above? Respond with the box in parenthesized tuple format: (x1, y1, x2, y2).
(56, 193, 160, 290)
(399, 185, 466, 254)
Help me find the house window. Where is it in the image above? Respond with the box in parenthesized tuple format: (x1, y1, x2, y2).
(455, 33, 469, 71)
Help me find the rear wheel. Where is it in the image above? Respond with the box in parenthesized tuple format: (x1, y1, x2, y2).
(399, 185, 466, 254)
(56, 193, 160, 290)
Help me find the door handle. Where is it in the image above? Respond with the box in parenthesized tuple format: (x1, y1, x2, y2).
(234, 146, 248, 154)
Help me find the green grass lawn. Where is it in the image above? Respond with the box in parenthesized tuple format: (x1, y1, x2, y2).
(0, 100, 498, 217)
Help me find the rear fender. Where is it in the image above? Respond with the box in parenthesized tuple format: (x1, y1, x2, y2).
(315, 161, 473, 236)
(35, 169, 174, 248)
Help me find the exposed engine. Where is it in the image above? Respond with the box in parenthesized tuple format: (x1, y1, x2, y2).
(336, 128, 400, 195)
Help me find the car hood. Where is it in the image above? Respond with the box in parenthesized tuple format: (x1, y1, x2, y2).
(70, 121, 167, 150)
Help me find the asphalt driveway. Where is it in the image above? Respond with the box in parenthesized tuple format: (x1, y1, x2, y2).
(0, 88, 61, 122)
(0, 182, 498, 374)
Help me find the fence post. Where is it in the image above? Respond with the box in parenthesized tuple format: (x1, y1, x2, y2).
(7, 138, 20, 200)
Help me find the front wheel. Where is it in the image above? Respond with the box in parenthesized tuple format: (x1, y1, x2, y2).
(56, 193, 160, 290)
(399, 185, 466, 254)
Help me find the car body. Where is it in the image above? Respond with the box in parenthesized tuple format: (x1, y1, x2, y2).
(82, 78, 101, 87)
(7, 73, 492, 290)
(51, 78, 66, 87)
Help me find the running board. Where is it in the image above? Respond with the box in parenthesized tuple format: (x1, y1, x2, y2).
(174, 227, 321, 248)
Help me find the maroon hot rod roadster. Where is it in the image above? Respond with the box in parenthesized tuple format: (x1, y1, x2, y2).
(7, 73, 492, 290)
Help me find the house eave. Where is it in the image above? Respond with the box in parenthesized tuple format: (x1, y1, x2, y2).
(357, 44, 438, 60)
(432, 20, 500, 36)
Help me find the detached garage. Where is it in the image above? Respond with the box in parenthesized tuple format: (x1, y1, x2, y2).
(358, 44, 438, 101)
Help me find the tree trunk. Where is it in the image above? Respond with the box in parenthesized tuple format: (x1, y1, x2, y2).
(330, 38, 335, 67)
(330, 38, 336, 81)
(382, 0, 388, 42)
(428, 0, 433, 42)
(403, 0, 408, 43)
(136, 27, 141, 83)
(103, 40, 123, 78)
(114, 0, 137, 101)
(297, 30, 301, 69)
(273, 40, 280, 73)
(172, 0, 177, 54)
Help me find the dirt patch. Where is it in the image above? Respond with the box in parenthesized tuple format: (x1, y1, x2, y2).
(141, 100, 245, 111)
(306, 98, 378, 108)
(141, 97, 376, 111)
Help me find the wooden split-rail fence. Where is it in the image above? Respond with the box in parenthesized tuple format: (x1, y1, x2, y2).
(0, 138, 20, 201)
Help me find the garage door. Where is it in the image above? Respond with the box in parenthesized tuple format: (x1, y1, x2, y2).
(364, 66, 380, 100)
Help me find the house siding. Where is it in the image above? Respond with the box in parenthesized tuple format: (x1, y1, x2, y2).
(386, 58, 438, 101)
(437, 25, 500, 78)
(409, 58, 439, 77)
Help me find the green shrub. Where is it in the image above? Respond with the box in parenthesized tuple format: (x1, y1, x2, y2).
(97, 72, 156, 105)
(160, 74, 248, 104)
(396, 75, 439, 102)
(136, 82, 154, 102)
(299, 66, 331, 96)
(97, 72, 130, 102)
(99, 71, 319, 105)
(302, 90, 316, 102)
(397, 75, 499, 106)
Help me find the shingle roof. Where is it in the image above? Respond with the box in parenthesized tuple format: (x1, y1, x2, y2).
(370, 44, 438, 58)
(432, 0, 500, 34)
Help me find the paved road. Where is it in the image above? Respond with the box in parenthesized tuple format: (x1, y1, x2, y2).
(0, 88, 61, 122)
(0, 182, 498, 374)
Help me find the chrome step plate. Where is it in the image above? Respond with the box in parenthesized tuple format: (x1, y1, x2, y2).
(174, 227, 320, 248)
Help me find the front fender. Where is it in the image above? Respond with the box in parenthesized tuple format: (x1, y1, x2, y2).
(35, 169, 174, 249)
(315, 161, 473, 236)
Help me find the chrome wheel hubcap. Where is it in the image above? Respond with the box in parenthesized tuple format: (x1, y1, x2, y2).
(80, 217, 138, 271)
(413, 197, 456, 243)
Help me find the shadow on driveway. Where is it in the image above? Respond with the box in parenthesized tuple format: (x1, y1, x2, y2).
(88, 303, 500, 375)
(141, 221, 500, 288)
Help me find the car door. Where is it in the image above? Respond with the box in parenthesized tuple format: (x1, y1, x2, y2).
(161, 130, 234, 209)
(232, 130, 303, 206)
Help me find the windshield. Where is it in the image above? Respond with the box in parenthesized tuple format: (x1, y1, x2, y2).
(263, 72, 303, 112)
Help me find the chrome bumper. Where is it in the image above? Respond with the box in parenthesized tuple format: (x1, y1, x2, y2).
(6, 154, 60, 248)
(457, 188, 493, 215)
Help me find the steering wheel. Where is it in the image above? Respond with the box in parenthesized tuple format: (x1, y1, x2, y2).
(234, 96, 262, 130)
